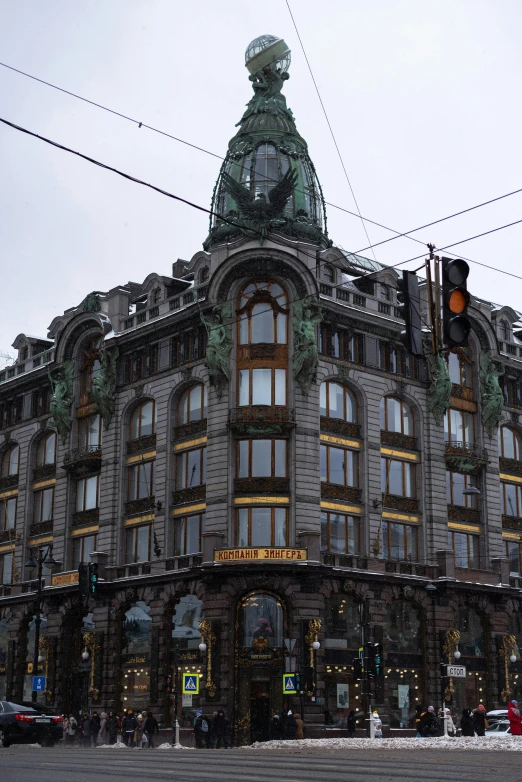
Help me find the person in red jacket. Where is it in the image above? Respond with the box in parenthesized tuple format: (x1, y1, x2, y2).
(508, 700, 522, 735)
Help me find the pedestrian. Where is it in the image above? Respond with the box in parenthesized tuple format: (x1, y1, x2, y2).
(347, 710, 357, 738)
(64, 714, 77, 745)
(508, 700, 522, 735)
(121, 708, 138, 747)
(294, 712, 305, 739)
(438, 707, 456, 736)
(98, 711, 109, 745)
(472, 704, 488, 737)
(194, 709, 207, 749)
(81, 714, 91, 747)
(460, 708, 475, 737)
(213, 709, 227, 748)
(90, 711, 101, 747)
(286, 710, 298, 740)
(373, 711, 383, 739)
(419, 705, 439, 737)
(415, 704, 424, 737)
(144, 712, 159, 748)
(108, 711, 120, 745)
(135, 714, 145, 748)
(271, 714, 284, 740)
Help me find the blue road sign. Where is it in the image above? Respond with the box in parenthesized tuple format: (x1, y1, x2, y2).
(182, 673, 199, 694)
(283, 673, 296, 694)
(33, 676, 46, 692)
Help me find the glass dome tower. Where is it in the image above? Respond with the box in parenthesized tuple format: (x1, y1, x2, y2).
(204, 36, 330, 250)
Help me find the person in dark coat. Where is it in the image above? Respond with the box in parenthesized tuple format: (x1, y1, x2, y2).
(121, 709, 138, 747)
(108, 711, 120, 745)
(194, 710, 207, 749)
(212, 709, 227, 749)
(460, 708, 474, 736)
(508, 700, 522, 735)
(419, 705, 439, 737)
(144, 712, 159, 748)
(271, 714, 284, 740)
(472, 704, 487, 736)
(286, 710, 298, 740)
(90, 711, 101, 747)
(81, 715, 91, 747)
(347, 710, 357, 738)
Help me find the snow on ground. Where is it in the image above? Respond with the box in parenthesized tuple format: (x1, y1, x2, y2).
(244, 737, 522, 752)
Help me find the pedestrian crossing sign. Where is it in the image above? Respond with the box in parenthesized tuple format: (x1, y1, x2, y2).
(182, 673, 200, 694)
(283, 673, 296, 694)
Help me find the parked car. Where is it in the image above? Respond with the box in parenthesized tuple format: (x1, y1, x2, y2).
(0, 701, 63, 748)
(485, 720, 511, 737)
(486, 709, 509, 725)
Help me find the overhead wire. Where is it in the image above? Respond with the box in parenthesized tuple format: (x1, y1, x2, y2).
(1, 59, 522, 281)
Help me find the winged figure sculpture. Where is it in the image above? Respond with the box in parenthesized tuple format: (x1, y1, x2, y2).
(221, 167, 298, 223)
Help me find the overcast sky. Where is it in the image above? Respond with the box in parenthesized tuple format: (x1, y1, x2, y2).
(1, 0, 521, 357)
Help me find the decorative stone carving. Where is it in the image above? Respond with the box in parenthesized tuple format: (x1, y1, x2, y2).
(92, 346, 119, 429)
(47, 361, 74, 444)
(293, 299, 322, 395)
(200, 303, 233, 397)
(480, 350, 505, 437)
(81, 292, 102, 313)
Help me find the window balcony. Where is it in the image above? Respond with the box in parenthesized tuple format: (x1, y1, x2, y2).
(0, 473, 18, 492)
(172, 486, 206, 506)
(63, 446, 102, 476)
(234, 477, 290, 495)
(499, 456, 522, 477)
(321, 483, 362, 504)
(124, 495, 156, 518)
(126, 434, 157, 455)
(380, 430, 417, 451)
(320, 416, 361, 439)
(381, 494, 420, 514)
(444, 440, 489, 474)
(72, 508, 100, 528)
(0, 529, 17, 544)
(447, 504, 481, 524)
(228, 406, 295, 436)
(450, 383, 475, 402)
(173, 419, 207, 442)
(502, 514, 522, 532)
(32, 464, 56, 483)
(29, 519, 53, 537)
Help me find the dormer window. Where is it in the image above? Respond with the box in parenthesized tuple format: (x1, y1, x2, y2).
(324, 265, 335, 284)
(199, 267, 209, 283)
(20, 347, 28, 362)
(500, 320, 510, 341)
(152, 288, 161, 305)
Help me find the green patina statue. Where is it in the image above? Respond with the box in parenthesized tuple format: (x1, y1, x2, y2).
(237, 66, 294, 125)
(81, 291, 102, 313)
(200, 303, 233, 397)
(92, 346, 119, 430)
(293, 298, 322, 395)
(425, 349, 452, 425)
(47, 361, 74, 444)
(480, 350, 505, 437)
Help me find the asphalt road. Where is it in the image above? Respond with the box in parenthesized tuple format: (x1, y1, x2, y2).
(0, 745, 519, 782)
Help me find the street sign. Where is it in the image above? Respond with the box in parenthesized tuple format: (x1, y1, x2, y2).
(446, 665, 467, 678)
(283, 673, 296, 694)
(33, 676, 46, 692)
(182, 672, 199, 694)
(182, 694, 193, 707)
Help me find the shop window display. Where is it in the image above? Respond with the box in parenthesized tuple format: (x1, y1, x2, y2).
(172, 595, 204, 727)
(383, 601, 422, 728)
(240, 593, 283, 649)
(452, 608, 487, 710)
(121, 601, 152, 712)
(323, 596, 362, 727)
(23, 614, 48, 703)
(0, 617, 8, 700)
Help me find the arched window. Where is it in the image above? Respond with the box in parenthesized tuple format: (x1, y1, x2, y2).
(448, 347, 473, 388)
(130, 400, 156, 440)
(121, 602, 152, 711)
(178, 385, 208, 425)
(79, 336, 101, 401)
(239, 593, 283, 648)
(458, 607, 485, 657)
(1, 444, 19, 477)
(500, 320, 510, 341)
(171, 595, 203, 651)
(320, 381, 357, 422)
(385, 601, 421, 654)
(499, 426, 522, 460)
(380, 397, 413, 435)
(36, 432, 56, 467)
(323, 264, 335, 283)
(384, 601, 423, 728)
(199, 267, 209, 283)
(238, 280, 288, 345)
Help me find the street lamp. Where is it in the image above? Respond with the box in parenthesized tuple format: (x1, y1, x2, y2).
(25, 545, 62, 703)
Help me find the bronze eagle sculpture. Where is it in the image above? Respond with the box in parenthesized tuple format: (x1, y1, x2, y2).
(220, 167, 298, 222)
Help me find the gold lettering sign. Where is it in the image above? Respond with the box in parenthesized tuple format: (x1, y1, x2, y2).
(214, 547, 307, 563)
(51, 571, 79, 586)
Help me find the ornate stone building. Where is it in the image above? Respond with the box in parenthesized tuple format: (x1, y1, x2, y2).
(1, 35, 522, 740)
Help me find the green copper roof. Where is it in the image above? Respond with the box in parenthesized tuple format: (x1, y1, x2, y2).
(204, 36, 330, 250)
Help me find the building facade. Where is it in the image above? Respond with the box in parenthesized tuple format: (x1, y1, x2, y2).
(1, 35, 522, 740)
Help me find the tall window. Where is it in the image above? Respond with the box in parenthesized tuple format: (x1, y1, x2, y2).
(79, 336, 101, 400)
(76, 475, 99, 511)
(382, 522, 418, 561)
(36, 433, 56, 466)
(448, 348, 473, 388)
(320, 382, 357, 422)
(506, 540, 522, 575)
(125, 525, 151, 563)
(0, 553, 13, 585)
(381, 458, 415, 497)
(321, 445, 358, 486)
(239, 368, 286, 407)
(175, 513, 204, 556)
(499, 427, 522, 460)
(1, 445, 19, 477)
(176, 447, 206, 489)
(448, 531, 480, 569)
(444, 408, 474, 445)
(320, 512, 359, 554)
(0, 498, 16, 531)
(500, 321, 510, 342)
(238, 280, 288, 345)
(128, 461, 155, 500)
(446, 472, 478, 508)
(236, 507, 288, 547)
(34, 488, 54, 523)
(72, 534, 97, 567)
(323, 265, 335, 283)
(319, 327, 363, 362)
(130, 400, 155, 440)
(380, 397, 413, 435)
(237, 439, 287, 478)
(501, 482, 522, 518)
(78, 414, 101, 449)
(178, 385, 207, 424)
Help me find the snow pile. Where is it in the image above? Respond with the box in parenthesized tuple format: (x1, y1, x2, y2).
(157, 742, 192, 750)
(99, 742, 127, 749)
(245, 736, 522, 752)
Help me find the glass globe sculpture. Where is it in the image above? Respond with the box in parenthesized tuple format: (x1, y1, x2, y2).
(245, 34, 291, 75)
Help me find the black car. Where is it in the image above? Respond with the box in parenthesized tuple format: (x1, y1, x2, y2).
(0, 701, 63, 747)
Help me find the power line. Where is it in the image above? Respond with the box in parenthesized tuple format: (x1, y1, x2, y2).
(2, 58, 522, 279)
(284, 0, 377, 262)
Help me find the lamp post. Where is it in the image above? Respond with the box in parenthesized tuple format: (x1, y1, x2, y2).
(25, 545, 62, 703)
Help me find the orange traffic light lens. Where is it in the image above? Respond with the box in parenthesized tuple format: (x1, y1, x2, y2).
(448, 289, 467, 314)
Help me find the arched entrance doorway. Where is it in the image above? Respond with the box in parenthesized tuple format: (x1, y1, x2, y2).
(235, 592, 286, 745)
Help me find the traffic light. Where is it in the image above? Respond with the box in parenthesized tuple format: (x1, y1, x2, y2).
(295, 673, 303, 693)
(397, 270, 424, 356)
(441, 258, 470, 347)
(78, 563, 89, 599)
(166, 674, 173, 693)
(88, 562, 99, 595)
(370, 643, 383, 677)
(353, 658, 363, 681)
